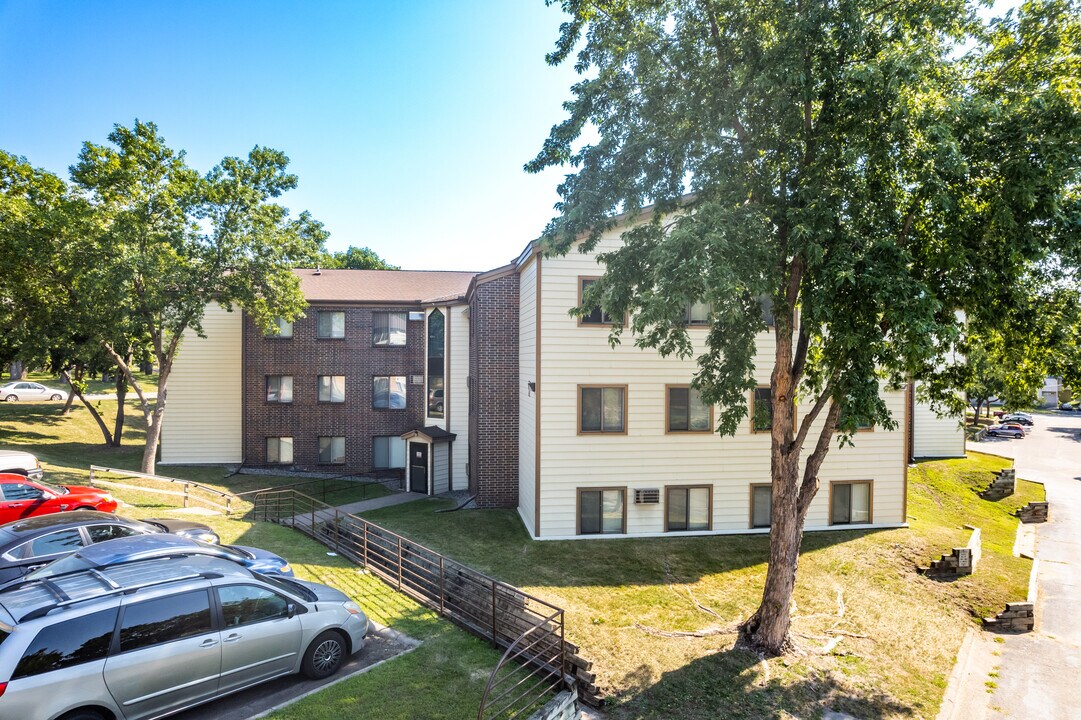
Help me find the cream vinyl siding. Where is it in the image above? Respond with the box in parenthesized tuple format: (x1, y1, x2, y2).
(913, 388, 966, 459)
(448, 304, 470, 486)
(160, 301, 243, 464)
(517, 256, 538, 536)
(535, 228, 907, 538)
(433, 443, 450, 494)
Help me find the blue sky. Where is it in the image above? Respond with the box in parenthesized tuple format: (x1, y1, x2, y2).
(0, 2, 1021, 273)
(0, 1, 581, 271)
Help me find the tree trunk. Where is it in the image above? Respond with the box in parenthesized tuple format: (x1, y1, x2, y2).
(140, 399, 165, 474)
(112, 368, 126, 447)
(740, 455, 804, 654)
(61, 373, 76, 416)
(61, 368, 113, 446)
(8, 361, 24, 381)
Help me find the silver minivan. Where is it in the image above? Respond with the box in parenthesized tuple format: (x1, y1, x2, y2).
(0, 554, 369, 720)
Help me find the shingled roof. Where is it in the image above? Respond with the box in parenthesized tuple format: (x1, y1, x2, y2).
(294, 268, 477, 304)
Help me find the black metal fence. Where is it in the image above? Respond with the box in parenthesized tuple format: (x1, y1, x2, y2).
(252, 489, 571, 719)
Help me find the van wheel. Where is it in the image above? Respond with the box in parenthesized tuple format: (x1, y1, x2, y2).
(301, 630, 346, 679)
(58, 709, 106, 720)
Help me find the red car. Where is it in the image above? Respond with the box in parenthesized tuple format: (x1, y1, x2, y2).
(0, 473, 117, 524)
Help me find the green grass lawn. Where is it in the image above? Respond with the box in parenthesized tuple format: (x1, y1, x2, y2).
(0, 400, 389, 509)
(21, 369, 160, 396)
(0, 400, 1042, 719)
(359, 456, 1041, 720)
(0, 400, 504, 720)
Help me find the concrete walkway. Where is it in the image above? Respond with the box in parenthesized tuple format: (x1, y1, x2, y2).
(336, 491, 427, 515)
(290, 491, 426, 532)
(940, 412, 1081, 720)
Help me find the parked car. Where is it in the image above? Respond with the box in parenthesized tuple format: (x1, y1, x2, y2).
(23, 532, 294, 580)
(1060, 402, 1076, 411)
(0, 510, 221, 584)
(0, 450, 43, 480)
(1000, 413, 1034, 426)
(0, 474, 116, 525)
(0, 381, 67, 402)
(986, 424, 1025, 439)
(0, 554, 368, 720)
(999, 421, 1032, 434)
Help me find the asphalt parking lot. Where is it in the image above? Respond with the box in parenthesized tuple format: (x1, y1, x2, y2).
(172, 623, 419, 720)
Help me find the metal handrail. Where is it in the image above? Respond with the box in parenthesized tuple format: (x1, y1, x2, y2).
(252, 487, 572, 718)
(477, 609, 567, 720)
(252, 488, 564, 618)
(88, 465, 240, 513)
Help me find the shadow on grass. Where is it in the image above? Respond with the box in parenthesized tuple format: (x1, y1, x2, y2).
(611, 646, 915, 720)
(361, 499, 889, 589)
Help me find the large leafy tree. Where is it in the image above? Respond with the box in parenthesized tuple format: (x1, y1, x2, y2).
(530, 0, 1081, 654)
(322, 245, 399, 270)
(0, 151, 144, 444)
(69, 121, 326, 473)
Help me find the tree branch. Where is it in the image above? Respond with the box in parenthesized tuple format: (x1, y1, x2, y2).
(791, 325, 810, 384)
(101, 342, 151, 421)
(699, 0, 750, 147)
(797, 401, 842, 515)
(791, 380, 833, 452)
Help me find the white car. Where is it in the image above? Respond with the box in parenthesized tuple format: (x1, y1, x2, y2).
(0, 381, 67, 402)
(0, 448, 44, 480)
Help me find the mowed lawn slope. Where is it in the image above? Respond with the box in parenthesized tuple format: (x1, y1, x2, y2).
(360, 453, 1040, 720)
(0, 401, 1040, 719)
(0, 400, 504, 720)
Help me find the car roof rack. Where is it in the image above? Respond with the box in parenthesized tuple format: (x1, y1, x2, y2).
(0, 556, 233, 623)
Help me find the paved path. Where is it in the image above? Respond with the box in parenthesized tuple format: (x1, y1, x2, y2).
(942, 412, 1081, 720)
(291, 491, 427, 533)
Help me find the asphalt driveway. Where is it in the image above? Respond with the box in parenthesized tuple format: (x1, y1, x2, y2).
(946, 411, 1081, 720)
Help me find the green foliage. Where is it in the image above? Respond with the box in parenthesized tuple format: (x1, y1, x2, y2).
(531, 0, 1080, 649)
(1, 120, 328, 466)
(320, 245, 399, 270)
(531, 0, 1081, 434)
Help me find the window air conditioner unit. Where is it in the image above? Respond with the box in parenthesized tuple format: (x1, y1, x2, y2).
(408, 311, 425, 321)
(634, 488, 660, 505)
(410, 375, 424, 386)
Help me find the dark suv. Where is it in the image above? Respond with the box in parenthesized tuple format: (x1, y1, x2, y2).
(0, 555, 368, 720)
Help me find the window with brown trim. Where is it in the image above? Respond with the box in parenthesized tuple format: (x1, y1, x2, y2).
(318, 436, 346, 465)
(265, 318, 293, 338)
(667, 386, 712, 433)
(830, 481, 872, 525)
(684, 302, 710, 326)
(317, 311, 345, 339)
(266, 376, 293, 403)
(373, 376, 407, 409)
(372, 312, 407, 346)
(750, 484, 772, 528)
(317, 375, 345, 403)
(751, 386, 772, 432)
(266, 437, 293, 464)
(578, 277, 617, 325)
(758, 296, 776, 327)
(666, 486, 712, 531)
(579, 386, 626, 434)
(578, 488, 626, 535)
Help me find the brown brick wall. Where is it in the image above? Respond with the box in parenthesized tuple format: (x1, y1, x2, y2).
(242, 306, 426, 473)
(468, 274, 520, 508)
